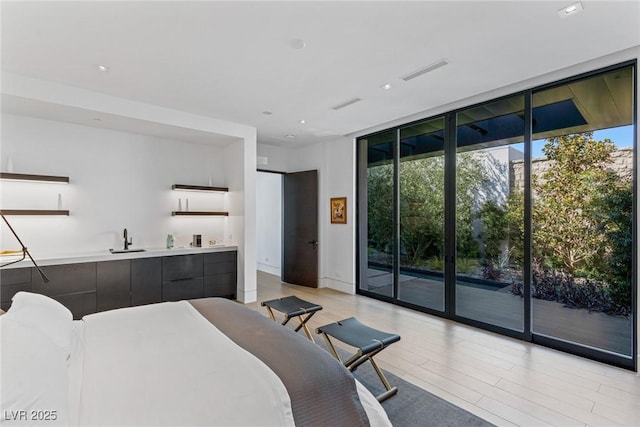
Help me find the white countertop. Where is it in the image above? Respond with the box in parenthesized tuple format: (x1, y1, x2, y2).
(1, 245, 238, 269)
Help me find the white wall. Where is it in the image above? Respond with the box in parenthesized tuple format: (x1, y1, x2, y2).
(256, 139, 356, 294)
(288, 137, 356, 294)
(222, 135, 257, 303)
(1, 74, 259, 304)
(0, 113, 234, 257)
(256, 172, 282, 275)
(257, 143, 289, 173)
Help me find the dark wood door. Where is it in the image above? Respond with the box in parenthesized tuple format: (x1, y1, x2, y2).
(283, 170, 318, 287)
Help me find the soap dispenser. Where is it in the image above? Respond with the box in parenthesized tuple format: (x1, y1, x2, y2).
(166, 234, 174, 249)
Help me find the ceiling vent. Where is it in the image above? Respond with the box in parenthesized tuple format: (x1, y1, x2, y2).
(401, 59, 449, 81)
(332, 97, 362, 111)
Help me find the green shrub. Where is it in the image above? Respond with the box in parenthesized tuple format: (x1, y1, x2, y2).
(424, 257, 444, 271)
(456, 258, 479, 274)
(476, 200, 508, 262)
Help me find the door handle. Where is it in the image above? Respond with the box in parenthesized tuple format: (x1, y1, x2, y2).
(307, 240, 318, 250)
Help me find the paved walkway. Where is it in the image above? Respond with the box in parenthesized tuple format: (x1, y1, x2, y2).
(365, 268, 633, 356)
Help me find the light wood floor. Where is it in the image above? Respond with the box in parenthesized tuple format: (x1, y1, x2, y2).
(248, 271, 640, 427)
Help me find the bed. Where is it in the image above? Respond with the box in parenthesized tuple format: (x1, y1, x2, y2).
(1, 292, 391, 426)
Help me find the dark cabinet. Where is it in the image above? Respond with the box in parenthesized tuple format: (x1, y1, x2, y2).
(0, 268, 31, 312)
(203, 274, 235, 298)
(32, 262, 97, 319)
(162, 277, 204, 302)
(1, 250, 236, 315)
(97, 260, 131, 311)
(203, 251, 236, 275)
(131, 258, 162, 306)
(32, 262, 96, 295)
(162, 254, 203, 282)
(54, 292, 97, 319)
(162, 254, 204, 301)
(203, 252, 237, 298)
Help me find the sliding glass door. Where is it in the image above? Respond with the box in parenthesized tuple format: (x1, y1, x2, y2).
(360, 130, 396, 299)
(357, 62, 636, 369)
(530, 67, 635, 357)
(454, 96, 525, 332)
(398, 118, 446, 312)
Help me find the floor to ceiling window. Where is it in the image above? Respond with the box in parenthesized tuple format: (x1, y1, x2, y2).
(397, 117, 446, 312)
(361, 130, 395, 299)
(357, 61, 637, 370)
(454, 96, 525, 332)
(530, 67, 635, 357)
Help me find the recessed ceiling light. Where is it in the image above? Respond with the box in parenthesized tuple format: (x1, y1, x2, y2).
(298, 119, 306, 124)
(381, 83, 392, 90)
(558, 2, 583, 17)
(285, 134, 295, 139)
(93, 64, 111, 73)
(262, 111, 273, 115)
(291, 39, 306, 49)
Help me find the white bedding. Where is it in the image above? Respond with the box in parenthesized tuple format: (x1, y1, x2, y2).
(3, 293, 390, 426)
(70, 301, 295, 426)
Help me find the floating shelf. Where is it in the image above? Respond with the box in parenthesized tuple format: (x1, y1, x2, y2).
(0, 210, 70, 216)
(172, 184, 228, 192)
(0, 172, 69, 183)
(172, 211, 228, 217)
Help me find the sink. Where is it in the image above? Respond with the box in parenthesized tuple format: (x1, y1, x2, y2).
(110, 248, 146, 254)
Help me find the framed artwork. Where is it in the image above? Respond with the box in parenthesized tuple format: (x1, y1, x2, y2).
(330, 197, 347, 224)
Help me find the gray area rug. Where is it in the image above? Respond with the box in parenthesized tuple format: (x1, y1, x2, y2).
(317, 340, 495, 427)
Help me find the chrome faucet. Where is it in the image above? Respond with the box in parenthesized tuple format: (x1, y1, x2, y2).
(123, 228, 132, 250)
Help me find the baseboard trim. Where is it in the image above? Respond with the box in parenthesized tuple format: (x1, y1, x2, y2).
(257, 263, 280, 276)
(237, 289, 257, 304)
(320, 277, 355, 294)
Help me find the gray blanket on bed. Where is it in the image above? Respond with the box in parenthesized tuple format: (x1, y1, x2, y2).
(189, 298, 371, 427)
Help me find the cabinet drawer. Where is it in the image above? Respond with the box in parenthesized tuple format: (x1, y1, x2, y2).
(1, 282, 33, 305)
(32, 263, 97, 296)
(162, 277, 204, 302)
(203, 273, 236, 299)
(0, 268, 31, 286)
(162, 254, 203, 281)
(203, 251, 236, 276)
(203, 251, 236, 264)
(54, 292, 96, 320)
(0, 268, 31, 304)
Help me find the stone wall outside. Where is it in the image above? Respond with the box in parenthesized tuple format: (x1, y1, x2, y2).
(510, 147, 633, 192)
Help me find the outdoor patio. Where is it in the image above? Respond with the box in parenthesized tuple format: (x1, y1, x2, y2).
(366, 268, 633, 357)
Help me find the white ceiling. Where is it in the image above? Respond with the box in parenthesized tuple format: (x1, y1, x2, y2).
(1, 94, 241, 146)
(1, 1, 639, 147)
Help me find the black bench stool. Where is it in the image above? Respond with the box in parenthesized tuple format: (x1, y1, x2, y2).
(316, 317, 401, 402)
(260, 295, 323, 342)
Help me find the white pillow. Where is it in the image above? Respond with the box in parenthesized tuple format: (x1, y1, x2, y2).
(0, 316, 70, 426)
(4, 292, 73, 357)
